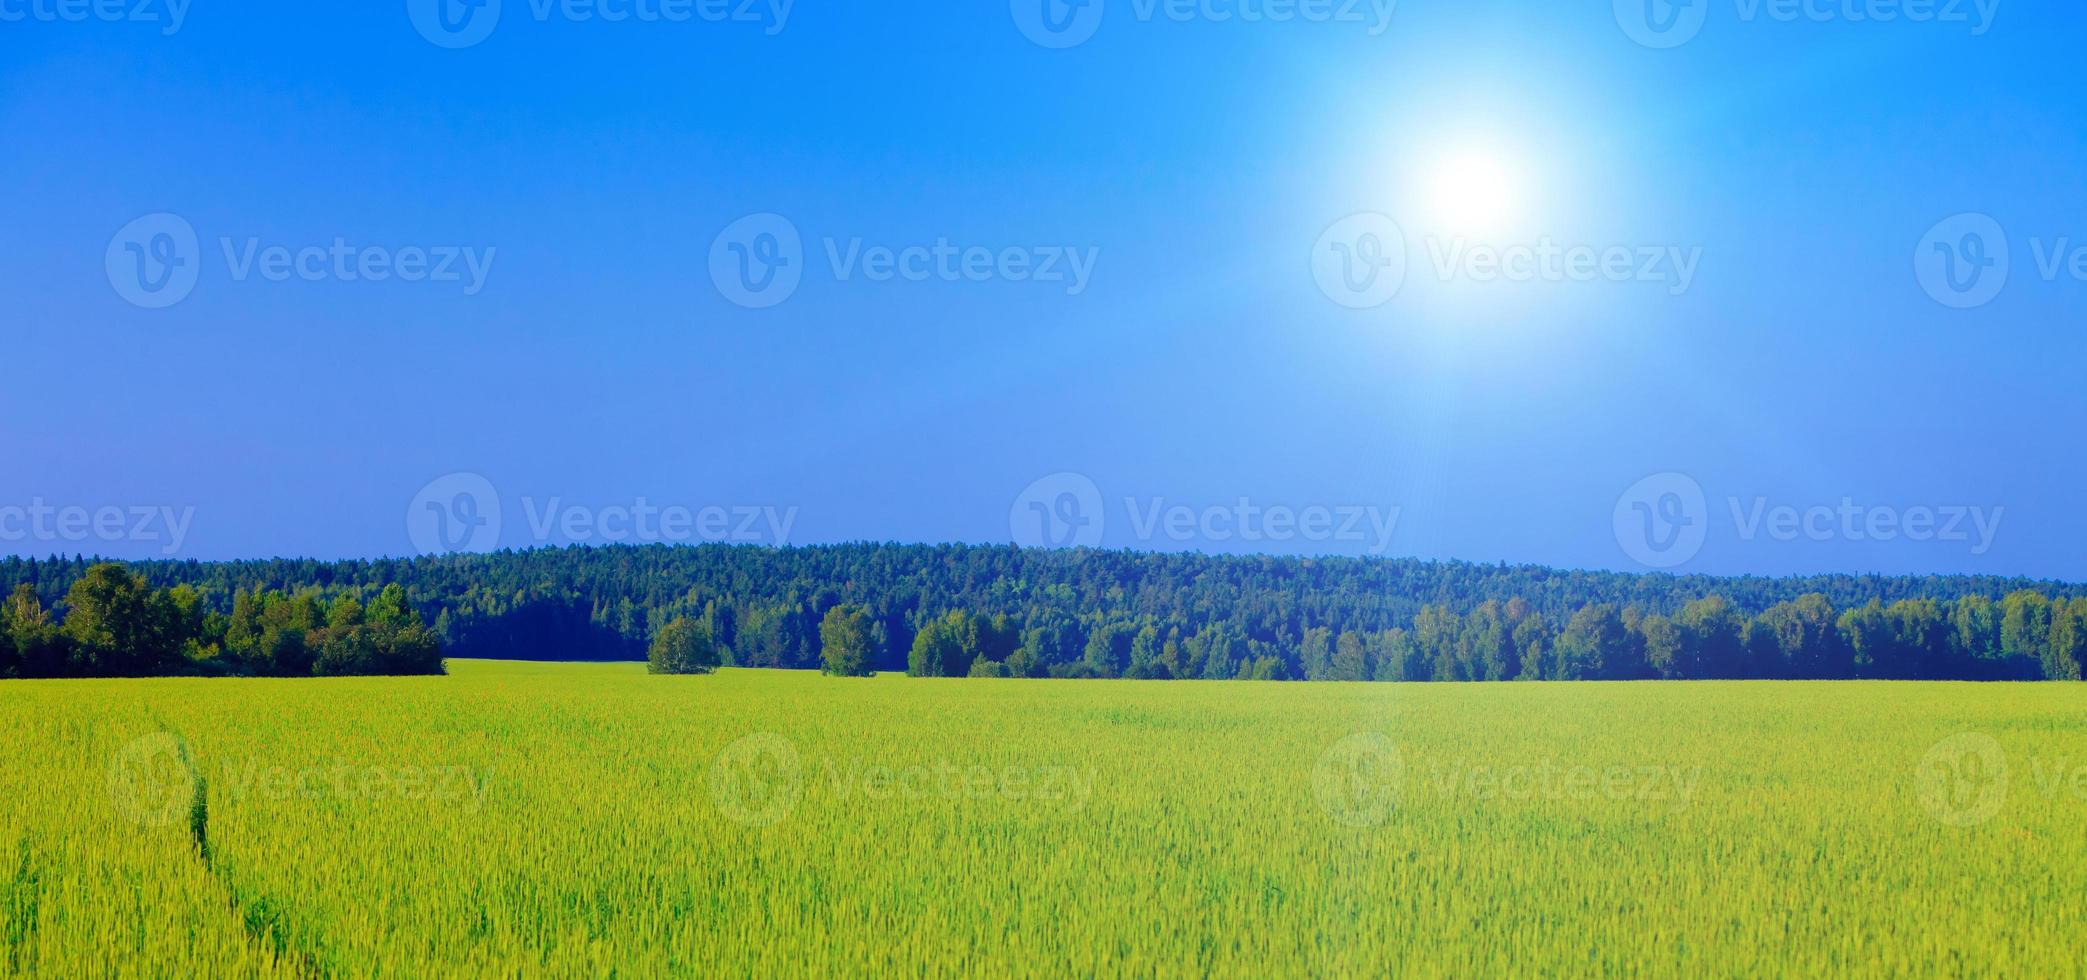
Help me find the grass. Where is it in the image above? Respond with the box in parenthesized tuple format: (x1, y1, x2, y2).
(2, 662, 2083, 976)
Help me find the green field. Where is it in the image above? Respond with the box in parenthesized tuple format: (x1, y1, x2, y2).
(3, 662, 2083, 976)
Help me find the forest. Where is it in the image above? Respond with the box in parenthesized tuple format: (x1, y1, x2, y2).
(0, 563, 444, 678)
(2, 544, 2083, 681)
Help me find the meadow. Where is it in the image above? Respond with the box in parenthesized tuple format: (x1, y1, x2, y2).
(2, 662, 2082, 976)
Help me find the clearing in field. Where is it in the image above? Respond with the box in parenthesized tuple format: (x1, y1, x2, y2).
(2, 662, 2082, 975)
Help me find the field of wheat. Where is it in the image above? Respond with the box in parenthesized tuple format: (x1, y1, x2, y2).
(2, 661, 2082, 976)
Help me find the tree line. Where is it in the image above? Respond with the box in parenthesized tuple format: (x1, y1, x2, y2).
(0, 563, 444, 679)
(4, 545, 2083, 681)
(662, 590, 2085, 682)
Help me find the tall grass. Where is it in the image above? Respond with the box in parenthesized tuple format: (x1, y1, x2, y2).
(2, 664, 2082, 975)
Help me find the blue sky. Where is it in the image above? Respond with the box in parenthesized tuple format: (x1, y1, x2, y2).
(3, 0, 2083, 579)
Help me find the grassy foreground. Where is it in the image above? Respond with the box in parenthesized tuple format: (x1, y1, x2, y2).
(2, 662, 2083, 976)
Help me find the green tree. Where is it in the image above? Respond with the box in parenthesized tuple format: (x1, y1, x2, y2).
(2042, 598, 2087, 681)
(648, 618, 721, 675)
(1953, 594, 2002, 663)
(1299, 626, 1335, 681)
(0, 590, 21, 678)
(1194, 624, 1247, 680)
(239, 591, 323, 676)
(1378, 628, 1426, 681)
(1511, 613, 1548, 681)
(1886, 599, 1952, 679)
(1752, 594, 1846, 679)
(1331, 630, 1370, 682)
(1125, 625, 1167, 679)
(1640, 613, 1682, 679)
(1083, 621, 1137, 678)
(1413, 605, 1462, 682)
(818, 605, 877, 677)
(367, 584, 414, 628)
(975, 613, 1021, 665)
(1738, 614, 1783, 679)
(1011, 613, 1078, 678)
(967, 654, 1011, 678)
(701, 599, 739, 665)
(313, 587, 443, 677)
(162, 584, 221, 666)
(1463, 601, 1517, 681)
(1239, 655, 1288, 681)
(908, 611, 971, 677)
(1, 584, 69, 677)
(224, 589, 263, 662)
(1837, 600, 1895, 679)
(2001, 590, 2053, 669)
(1554, 605, 1633, 680)
(1674, 597, 1743, 679)
(328, 595, 366, 629)
(62, 564, 184, 676)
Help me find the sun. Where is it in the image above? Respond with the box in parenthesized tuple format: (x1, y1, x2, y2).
(1424, 146, 1522, 238)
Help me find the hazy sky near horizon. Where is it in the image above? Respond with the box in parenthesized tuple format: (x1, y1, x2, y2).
(3, 0, 2083, 579)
